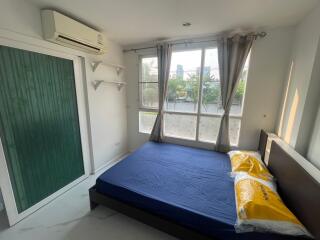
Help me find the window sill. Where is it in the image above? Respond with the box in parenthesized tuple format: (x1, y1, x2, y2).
(139, 107, 159, 112)
(164, 134, 196, 142)
(139, 131, 152, 135)
(197, 139, 239, 148)
(139, 109, 242, 118)
(138, 131, 239, 149)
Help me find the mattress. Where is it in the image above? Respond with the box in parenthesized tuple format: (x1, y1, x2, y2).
(96, 142, 299, 240)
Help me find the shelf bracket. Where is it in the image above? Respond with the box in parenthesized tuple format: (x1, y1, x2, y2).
(91, 61, 124, 75)
(92, 80, 126, 91)
(91, 61, 102, 72)
(92, 80, 104, 90)
(115, 67, 123, 76)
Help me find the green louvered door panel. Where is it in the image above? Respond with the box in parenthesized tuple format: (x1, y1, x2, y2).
(0, 46, 84, 213)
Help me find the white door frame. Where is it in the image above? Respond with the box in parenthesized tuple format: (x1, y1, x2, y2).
(0, 31, 91, 226)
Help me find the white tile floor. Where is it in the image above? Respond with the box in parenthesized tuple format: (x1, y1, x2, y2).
(0, 165, 176, 240)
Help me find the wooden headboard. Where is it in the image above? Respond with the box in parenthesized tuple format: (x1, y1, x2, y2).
(268, 141, 320, 239)
(258, 130, 268, 160)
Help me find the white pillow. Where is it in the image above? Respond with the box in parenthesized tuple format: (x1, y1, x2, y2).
(234, 173, 313, 238)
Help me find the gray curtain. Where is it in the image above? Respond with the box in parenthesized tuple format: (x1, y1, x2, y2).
(215, 34, 254, 152)
(150, 43, 172, 142)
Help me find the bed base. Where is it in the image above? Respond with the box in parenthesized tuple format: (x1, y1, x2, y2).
(89, 186, 215, 240)
(89, 130, 269, 240)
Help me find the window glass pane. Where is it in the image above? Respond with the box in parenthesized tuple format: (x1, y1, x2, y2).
(140, 83, 158, 108)
(166, 50, 202, 113)
(229, 118, 241, 146)
(139, 111, 157, 133)
(201, 48, 223, 115)
(140, 57, 158, 108)
(198, 116, 241, 146)
(164, 113, 197, 140)
(198, 116, 221, 143)
(141, 57, 158, 83)
(201, 49, 250, 116)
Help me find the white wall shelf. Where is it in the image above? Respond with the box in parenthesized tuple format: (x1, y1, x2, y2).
(91, 61, 125, 75)
(92, 80, 126, 91)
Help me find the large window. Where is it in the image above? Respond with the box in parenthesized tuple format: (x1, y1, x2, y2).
(140, 57, 158, 109)
(139, 56, 158, 134)
(139, 48, 250, 146)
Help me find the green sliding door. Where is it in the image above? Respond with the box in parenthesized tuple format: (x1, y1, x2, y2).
(0, 46, 84, 213)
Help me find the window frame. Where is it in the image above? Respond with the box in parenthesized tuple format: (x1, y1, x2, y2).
(138, 54, 159, 134)
(138, 44, 250, 146)
(138, 54, 159, 111)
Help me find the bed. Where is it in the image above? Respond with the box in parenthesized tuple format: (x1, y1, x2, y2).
(89, 131, 319, 240)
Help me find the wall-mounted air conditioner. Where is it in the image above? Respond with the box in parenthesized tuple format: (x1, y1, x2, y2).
(41, 10, 107, 55)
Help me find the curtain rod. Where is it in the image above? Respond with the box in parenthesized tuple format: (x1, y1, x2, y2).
(123, 31, 267, 53)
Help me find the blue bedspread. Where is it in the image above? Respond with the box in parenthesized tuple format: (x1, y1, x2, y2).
(96, 142, 299, 240)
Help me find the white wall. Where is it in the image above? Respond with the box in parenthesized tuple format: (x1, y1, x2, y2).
(0, 0, 128, 173)
(277, 3, 320, 153)
(125, 27, 294, 152)
(0, 0, 42, 39)
(239, 27, 294, 150)
(295, 39, 320, 156)
(125, 52, 150, 152)
(307, 107, 320, 169)
(86, 52, 128, 172)
(275, 2, 320, 170)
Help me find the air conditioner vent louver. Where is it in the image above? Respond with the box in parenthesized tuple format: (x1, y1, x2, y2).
(57, 35, 101, 52)
(41, 10, 107, 55)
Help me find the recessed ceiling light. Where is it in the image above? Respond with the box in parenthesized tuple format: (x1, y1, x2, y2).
(182, 22, 191, 27)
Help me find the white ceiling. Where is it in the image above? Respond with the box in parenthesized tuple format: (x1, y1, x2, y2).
(28, 0, 319, 46)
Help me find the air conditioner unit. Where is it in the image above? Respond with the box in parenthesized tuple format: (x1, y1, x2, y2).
(41, 10, 107, 54)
